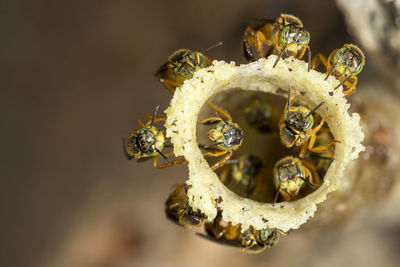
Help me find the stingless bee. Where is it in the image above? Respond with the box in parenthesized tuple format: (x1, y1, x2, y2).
(273, 156, 320, 204)
(220, 155, 263, 197)
(242, 14, 311, 68)
(243, 97, 276, 133)
(123, 106, 185, 168)
(197, 211, 286, 253)
(165, 184, 207, 228)
(309, 131, 335, 176)
(279, 87, 340, 158)
(155, 42, 222, 94)
(199, 102, 243, 170)
(312, 43, 365, 96)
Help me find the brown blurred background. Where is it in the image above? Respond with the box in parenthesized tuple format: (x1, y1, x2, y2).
(1, 1, 400, 267)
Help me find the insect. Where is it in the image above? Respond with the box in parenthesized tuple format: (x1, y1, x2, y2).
(311, 43, 365, 96)
(279, 87, 340, 158)
(242, 14, 311, 68)
(273, 156, 320, 204)
(197, 211, 285, 253)
(220, 155, 263, 197)
(243, 97, 276, 133)
(155, 42, 222, 94)
(309, 131, 335, 176)
(165, 184, 207, 228)
(199, 102, 243, 170)
(123, 106, 185, 168)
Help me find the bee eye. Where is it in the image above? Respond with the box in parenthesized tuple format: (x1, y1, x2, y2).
(279, 26, 291, 46)
(297, 30, 309, 45)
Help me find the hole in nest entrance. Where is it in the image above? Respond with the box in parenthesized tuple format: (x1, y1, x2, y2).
(196, 89, 335, 203)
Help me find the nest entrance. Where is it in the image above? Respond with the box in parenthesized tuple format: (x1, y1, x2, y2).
(197, 89, 334, 203)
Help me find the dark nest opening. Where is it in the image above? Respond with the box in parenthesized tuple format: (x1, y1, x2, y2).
(196, 89, 335, 204)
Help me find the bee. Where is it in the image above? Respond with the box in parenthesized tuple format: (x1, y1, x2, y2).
(309, 131, 335, 176)
(312, 43, 365, 96)
(165, 184, 207, 228)
(243, 97, 276, 133)
(199, 103, 243, 170)
(220, 155, 263, 197)
(155, 42, 222, 94)
(123, 106, 185, 168)
(197, 212, 286, 253)
(242, 14, 311, 68)
(279, 87, 340, 158)
(273, 156, 320, 204)
(239, 226, 284, 253)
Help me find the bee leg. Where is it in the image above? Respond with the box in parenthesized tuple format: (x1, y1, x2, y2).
(342, 76, 358, 97)
(277, 229, 288, 237)
(251, 175, 265, 198)
(311, 53, 329, 71)
(295, 44, 309, 60)
(151, 116, 167, 124)
(141, 115, 167, 126)
(284, 87, 297, 110)
(279, 190, 292, 202)
(308, 139, 340, 154)
(244, 175, 256, 198)
(136, 156, 152, 163)
(243, 27, 268, 60)
(219, 166, 230, 184)
(307, 116, 341, 155)
(153, 152, 185, 169)
(203, 150, 227, 158)
(137, 119, 145, 127)
(225, 223, 241, 240)
(207, 102, 233, 121)
(309, 115, 332, 136)
(199, 117, 222, 125)
(210, 150, 233, 170)
(154, 158, 185, 168)
(299, 140, 309, 158)
(301, 160, 321, 187)
(170, 184, 186, 198)
(161, 78, 182, 94)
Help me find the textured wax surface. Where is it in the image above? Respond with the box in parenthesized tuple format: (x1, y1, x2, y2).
(166, 56, 364, 232)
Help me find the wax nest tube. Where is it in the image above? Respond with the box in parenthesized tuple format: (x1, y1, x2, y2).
(165, 55, 364, 232)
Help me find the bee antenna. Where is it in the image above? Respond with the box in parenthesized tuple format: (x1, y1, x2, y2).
(272, 185, 280, 206)
(273, 45, 287, 68)
(307, 49, 312, 72)
(312, 155, 333, 160)
(151, 105, 160, 126)
(198, 142, 224, 149)
(325, 61, 337, 80)
(286, 22, 298, 27)
(201, 41, 223, 53)
(287, 88, 292, 107)
(225, 159, 239, 165)
(306, 102, 325, 118)
(300, 177, 317, 189)
(155, 148, 168, 160)
(334, 75, 352, 90)
(215, 111, 229, 125)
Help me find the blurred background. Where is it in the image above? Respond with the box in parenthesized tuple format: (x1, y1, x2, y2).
(1, 0, 400, 266)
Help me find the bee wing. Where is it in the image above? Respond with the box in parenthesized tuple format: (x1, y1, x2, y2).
(154, 62, 169, 77)
(122, 137, 135, 160)
(165, 211, 185, 228)
(246, 19, 275, 30)
(196, 233, 242, 248)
